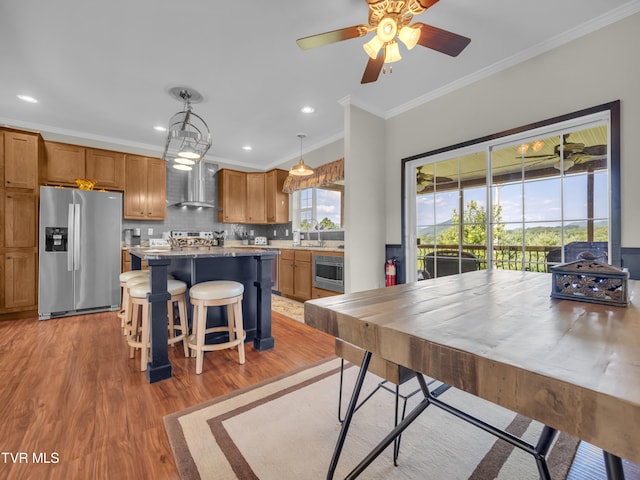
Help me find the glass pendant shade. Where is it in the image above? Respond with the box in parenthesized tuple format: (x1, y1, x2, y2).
(398, 25, 421, 50)
(384, 41, 402, 63)
(174, 156, 196, 166)
(162, 88, 212, 164)
(290, 158, 314, 176)
(173, 164, 193, 171)
(363, 35, 384, 59)
(289, 133, 314, 176)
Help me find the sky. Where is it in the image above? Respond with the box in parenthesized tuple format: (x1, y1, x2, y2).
(417, 170, 608, 230)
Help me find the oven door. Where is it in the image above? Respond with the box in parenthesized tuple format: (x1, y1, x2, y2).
(313, 255, 344, 293)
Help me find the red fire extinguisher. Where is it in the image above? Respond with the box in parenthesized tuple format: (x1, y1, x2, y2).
(385, 259, 397, 287)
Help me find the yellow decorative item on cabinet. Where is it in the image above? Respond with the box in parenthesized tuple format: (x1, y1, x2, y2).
(75, 178, 96, 190)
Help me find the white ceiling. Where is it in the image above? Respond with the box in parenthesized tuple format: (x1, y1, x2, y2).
(1, 0, 638, 170)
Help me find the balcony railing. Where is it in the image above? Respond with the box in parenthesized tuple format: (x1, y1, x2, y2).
(416, 244, 559, 276)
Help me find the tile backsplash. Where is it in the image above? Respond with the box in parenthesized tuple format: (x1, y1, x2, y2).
(122, 163, 344, 243)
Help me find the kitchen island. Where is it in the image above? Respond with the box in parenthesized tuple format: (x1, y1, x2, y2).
(128, 246, 278, 383)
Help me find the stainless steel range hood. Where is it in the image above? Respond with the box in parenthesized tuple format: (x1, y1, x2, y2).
(170, 161, 218, 208)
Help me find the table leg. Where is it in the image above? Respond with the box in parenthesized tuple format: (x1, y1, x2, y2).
(604, 451, 626, 480)
(327, 351, 372, 480)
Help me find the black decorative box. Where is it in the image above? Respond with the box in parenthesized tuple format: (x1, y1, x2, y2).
(550, 258, 629, 307)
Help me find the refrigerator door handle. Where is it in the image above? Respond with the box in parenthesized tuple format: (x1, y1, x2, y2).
(74, 203, 81, 271)
(67, 204, 74, 271)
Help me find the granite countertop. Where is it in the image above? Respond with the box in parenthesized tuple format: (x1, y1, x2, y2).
(128, 246, 279, 259)
(228, 243, 345, 253)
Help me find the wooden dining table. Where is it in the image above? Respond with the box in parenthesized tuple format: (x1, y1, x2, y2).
(304, 269, 640, 479)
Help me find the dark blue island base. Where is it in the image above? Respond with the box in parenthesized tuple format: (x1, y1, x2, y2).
(128, 247, 277, 383)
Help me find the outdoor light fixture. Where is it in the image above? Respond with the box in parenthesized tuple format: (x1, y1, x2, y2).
(162, 87, 212, 168)
(289, 133, 314, 176)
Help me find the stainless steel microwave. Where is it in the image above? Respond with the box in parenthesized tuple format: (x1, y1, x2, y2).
(313, 255, 344, 293)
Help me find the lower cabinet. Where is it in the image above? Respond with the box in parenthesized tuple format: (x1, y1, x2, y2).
(2, 250, 37, 311)
(279, 249, 312, 301)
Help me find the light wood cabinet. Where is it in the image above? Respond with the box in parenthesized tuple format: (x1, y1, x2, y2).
(3, 250, 37, 308)
(85, 148, 125, 189)
(44, 141, 125, 190)
(218, 168, 289, 224)
(4, 131, 38, 190)
(266, 169, 289, 223)
(44, 141, 86, 183)
(279, 249, 312, 300)
(1, 128, 40, 317)
(218, 169, 247, 223)
(3, 192, 37, 248)
(124, 155, 166, 220)
(246, 173, 266, 223)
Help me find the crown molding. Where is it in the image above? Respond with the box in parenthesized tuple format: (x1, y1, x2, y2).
(386, 0, 640, 119)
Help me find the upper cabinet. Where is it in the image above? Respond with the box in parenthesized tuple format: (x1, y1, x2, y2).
(266, 169, 289, 224)
(44, 141, 125, 190)
(218, 168, 289, 224)
(246, 172, 266, 223)
(3, 130, 39, 190)
(218, 169, 247, 223)
(124, 154, 166, 220)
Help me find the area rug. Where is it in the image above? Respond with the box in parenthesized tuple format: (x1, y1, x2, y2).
(271, 294, 304, 323)
(164, 358, 578, 480)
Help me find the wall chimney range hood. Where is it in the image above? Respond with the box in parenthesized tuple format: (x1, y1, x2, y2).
(171, 160, 218, 208)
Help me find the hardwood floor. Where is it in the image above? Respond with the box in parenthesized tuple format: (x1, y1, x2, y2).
(0, 311, 334, 480)
(1, 310, 636, 480)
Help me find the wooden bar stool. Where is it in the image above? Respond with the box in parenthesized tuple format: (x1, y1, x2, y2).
(189, 280, 246, 375)
(118, 270, 150, 328)
(122, 273, 174, 336)
(127, 278, 189, 371)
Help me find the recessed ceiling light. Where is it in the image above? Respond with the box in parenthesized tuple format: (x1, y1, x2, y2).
(301, 106, 315, 114)
(17, 94, 38, 103)
(153, 125, 167, 132)
(242, 145, 252, 151)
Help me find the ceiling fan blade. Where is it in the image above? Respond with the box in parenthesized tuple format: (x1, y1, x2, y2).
(296, 25, 367, 50)
(414, 23, 471, 57)
(361, 51, 385, 84)
(583, 144, 607, 156)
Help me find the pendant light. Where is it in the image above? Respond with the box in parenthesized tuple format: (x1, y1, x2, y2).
(162, 87, 212, 170)
(289, 133, 314, 176)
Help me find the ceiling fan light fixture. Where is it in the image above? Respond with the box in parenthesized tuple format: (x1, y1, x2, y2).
(384, 41, 402, 63)
(363, 35, 384, 59)
(532, 140, 545, 152)
(554, 159, 575, 172)
(289, 133, 314, 177)
(377, 17, 397, 42)
(398, 25, 421, 50)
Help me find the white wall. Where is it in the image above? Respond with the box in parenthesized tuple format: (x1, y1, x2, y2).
(383, 12, 640, 247)
(344, 105, 386, 292)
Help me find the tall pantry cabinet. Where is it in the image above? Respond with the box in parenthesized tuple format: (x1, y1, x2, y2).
(0, 128, 41, 318)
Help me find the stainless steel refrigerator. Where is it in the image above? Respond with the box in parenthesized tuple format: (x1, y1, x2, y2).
(38, 186, 123, 319)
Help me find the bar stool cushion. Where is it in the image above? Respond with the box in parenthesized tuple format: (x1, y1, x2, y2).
(120, 270, 150, 282)
(129, 279, 187, 298)
(190, 280, 244, 301)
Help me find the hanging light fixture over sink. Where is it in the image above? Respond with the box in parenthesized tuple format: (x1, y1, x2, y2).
(289, 133, 314, 176)
(162, 87, 212, 170)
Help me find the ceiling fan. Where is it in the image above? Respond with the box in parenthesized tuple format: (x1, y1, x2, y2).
(519, 134, 608, 172)
(296, 0, 471, 84)
(416, 167, 453, 193)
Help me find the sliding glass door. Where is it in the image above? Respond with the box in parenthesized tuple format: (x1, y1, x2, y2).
(404, 103, 618, 282)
